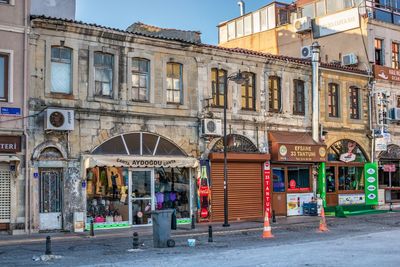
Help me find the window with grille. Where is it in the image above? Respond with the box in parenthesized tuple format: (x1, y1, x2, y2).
(0, 167, 11, 222)
(349, 86, 360, 120)
(241, 72, 255, 110)
(131, 58, 150, 102)
(269, 76, 281, 113)
(211, 68, 226, 107)
(166, 62, 182, 104)
(51, 47, 72, 94)
(328, 83, 339, 118)
(293, 79, 305, 115)
(94, 52, 113, 97)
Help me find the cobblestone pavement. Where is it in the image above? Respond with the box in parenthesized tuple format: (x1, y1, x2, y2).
(0, 212, 399, 266)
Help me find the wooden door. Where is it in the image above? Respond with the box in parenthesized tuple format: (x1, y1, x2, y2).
(271, 166, 287, 216)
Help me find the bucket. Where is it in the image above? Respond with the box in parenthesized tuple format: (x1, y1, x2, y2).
(187, 239, 196, 247)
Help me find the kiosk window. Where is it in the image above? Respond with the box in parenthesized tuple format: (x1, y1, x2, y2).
(339, 166, 364, 191)
(272, 168, 285, 192)
(288, 167, 310, 190)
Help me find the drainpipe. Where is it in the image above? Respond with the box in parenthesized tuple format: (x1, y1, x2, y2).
(311, 42, 321, 143)
(237, 1, 245, 16)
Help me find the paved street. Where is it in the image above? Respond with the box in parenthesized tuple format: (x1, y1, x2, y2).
(1, 212, 399, 267)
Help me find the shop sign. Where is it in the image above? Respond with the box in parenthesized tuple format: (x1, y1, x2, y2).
(313, 8, 360, 38)
(340, 153, 356, 162)
(263, 161, 271, 219)
(275, 144, 326, 162)
(0, 107, 21, 116)
(0, 136, 21, 153)
(375, 137, 387, 152)
(88, 155, 198, 168)
(338, 194, 365, 206)
(383, 164, 396, 172)
(286, 193, 314, 216)
(364, 163, 379, 205)
(374, 65, 400, 82)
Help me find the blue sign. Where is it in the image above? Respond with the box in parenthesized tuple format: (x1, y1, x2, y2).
(1, 107, 21, 116)
(33, 172, 39, 178)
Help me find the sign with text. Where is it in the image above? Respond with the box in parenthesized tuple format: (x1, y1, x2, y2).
(338, 194, 365, 205)
(0, 136, 21, 153)
(364, 163, 379, 206)
(313, 8, 360, 38)
(263, 161, 271, 219)
(0, 107, 21, 116)
(374, 65, 400, 82)
(273, 144, 327, 162)
(383, 164, 396, 173)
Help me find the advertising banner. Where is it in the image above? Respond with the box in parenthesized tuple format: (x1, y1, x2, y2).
(287, 193, 314, 216)
(198, 160, 211, 222)
(313, 8, 360, 38)
(338, 194, 365, 205)
(318, 162, 326, 207)
(263, 161, 271, 219)
(364, 163, 379, 205)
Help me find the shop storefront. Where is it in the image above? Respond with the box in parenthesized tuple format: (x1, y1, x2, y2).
(0, 136, 21, 231)
(269, 131, 326, 216)
(83, 132, 197, 230)
(208, 134, 270, 222)
(378, 145, 400, 204)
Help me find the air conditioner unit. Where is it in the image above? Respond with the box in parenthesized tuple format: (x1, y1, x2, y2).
(390, 108, 400, 121)
(301, 46, 312, 59)
(342, 53, 358, 66)
(201, 119, 222, 136)
(293, 17, 312, 33)
(45, 108, 75, 131)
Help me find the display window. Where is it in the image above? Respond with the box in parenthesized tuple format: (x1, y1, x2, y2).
(287, 167, 310, 191)
(272, 167, 285, 192)
(326, 166, 336, 193)
(338, 166, 364, 191)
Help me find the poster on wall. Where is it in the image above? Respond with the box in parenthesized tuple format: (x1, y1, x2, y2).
(198, 160, 211, 222)
(287, 193, 314, 216)
(338, 194, 365, 205)
(364, 162, 379, 206)
(264, 161, 271, 219)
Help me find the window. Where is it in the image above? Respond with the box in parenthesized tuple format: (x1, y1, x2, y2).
(338, 167, 364, 191)
(326, 166, 336, 193)
(316, 0, 326, 17)
(0, 54, 9, 101)
(397, 95, 400, 108)
(269, 76, 281, 113)
(375, 39, 384, 65)
(211, 68, 226, 107)
(272, 167, 285, 192)
(228, 21, 236, 40)
(293, 80, 305, 115)
(244, 14, 252, 35)
(328, 83, 339, 118)
(288, 167, 310, 191)
(253, 11, 260, 33)
(131, 58, 150, 102)
(260, 8, 268, 31)
(94, 52, 113, 97)
(236, 18, 244, 37)
(0, 0, 10, 4)
(302, 4, 315, 18)
(166, 62, 183, 104)
(241, 72, 255, 110)
(326, 0, 352, 14)
(349, 86, 360, 120)
(51, 47, 72, 94)
(219, 25, 227, 43)
(392, 42, 400, 69)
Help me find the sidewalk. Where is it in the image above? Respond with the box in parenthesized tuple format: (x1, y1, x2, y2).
(0, 216, 321, 246)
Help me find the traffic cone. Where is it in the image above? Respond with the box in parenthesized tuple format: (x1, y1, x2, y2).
(262, 214, 274, 238)
(317, 205, 329, 233)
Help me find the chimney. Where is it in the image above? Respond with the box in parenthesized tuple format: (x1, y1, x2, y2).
(237, 1, 245, 16)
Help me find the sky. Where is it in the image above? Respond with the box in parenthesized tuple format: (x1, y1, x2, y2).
(76, 0, 292, 45)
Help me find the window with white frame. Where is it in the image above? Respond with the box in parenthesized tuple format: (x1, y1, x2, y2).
(0, 0, 10, 4)
(51, 47, 72, 94)
(0, 54, 9, 101)
(94, 52, 113, 97)
(131, 58, 150, 102)
(166, 62, 182, 104)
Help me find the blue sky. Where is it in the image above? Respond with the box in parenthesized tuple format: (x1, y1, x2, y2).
(76, 0, 292, 45)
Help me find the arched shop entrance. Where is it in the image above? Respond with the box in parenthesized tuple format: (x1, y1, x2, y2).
(378, 145, 400, 204)
(208, 134, 270, 222)
(324, 139, 369, 207)
(82, 132, 197, 230)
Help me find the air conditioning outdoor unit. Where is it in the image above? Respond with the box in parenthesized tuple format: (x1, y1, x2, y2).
(293, 17, 312, 33)
(201, 119, 222, 136)
(390, 108, 400, 121)
(342, 53, 358, 66)
(300, 46, 312, 59)
(45, 108, 75, 131)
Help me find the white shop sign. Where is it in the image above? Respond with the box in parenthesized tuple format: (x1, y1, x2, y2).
(338, 194, 365, 206)
(313, 8, 360, 38)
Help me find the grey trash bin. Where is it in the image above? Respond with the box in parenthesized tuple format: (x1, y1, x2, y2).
(151, 209, 173, 248)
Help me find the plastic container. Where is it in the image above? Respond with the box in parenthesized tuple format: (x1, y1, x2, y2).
(151, 209, 174, 248)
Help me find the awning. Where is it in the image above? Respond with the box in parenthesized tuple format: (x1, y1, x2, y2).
(0, 155, 21, 162)
(269, 131, 327, 162)
(83, 155, 198, 168)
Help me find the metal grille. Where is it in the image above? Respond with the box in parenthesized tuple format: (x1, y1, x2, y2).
(40, 169, 62, 213)
(0, 167, 11, 222)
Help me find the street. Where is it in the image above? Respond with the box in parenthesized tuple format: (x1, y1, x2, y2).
(1, 212, 399, 267)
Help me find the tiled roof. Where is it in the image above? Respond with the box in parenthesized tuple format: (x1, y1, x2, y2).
(30, 15, 369, 76)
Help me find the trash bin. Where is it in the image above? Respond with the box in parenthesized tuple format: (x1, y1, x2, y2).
(151, 209, 174, 248)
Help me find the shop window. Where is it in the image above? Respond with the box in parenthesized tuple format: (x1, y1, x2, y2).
(328, 83, 339, 118)
(0, 53, 9, 101)
(51, 47, 72, 94)
(272, 167, 285, 192)
(241, 72, 255, 110)
(211, 68, 226, 107)
(392, 42, 400, 69)
(328, 140, 367, 163)
(349, 86, 360, 120)
(155, 168, 190, 219)
(338, 166, 364, 191)
(166, 62, 183, 104)
(379, 166, 400, 187)
(326, 166, 336, 193)
(375, 39, 384, 66)
(94, 52, 114, 97)
(287, 167, 310, 191)
(293, 79, 305, 115)
(131, 58, 150, 102)
(269, 76, 281, 113)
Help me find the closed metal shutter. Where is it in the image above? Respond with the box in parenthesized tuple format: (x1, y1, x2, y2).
(211, 162, 263, 222)
(0, 165, 11, 223)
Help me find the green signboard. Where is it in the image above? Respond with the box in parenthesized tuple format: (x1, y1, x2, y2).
(318, 162, 326, 207)
(364, 162, 379, 206)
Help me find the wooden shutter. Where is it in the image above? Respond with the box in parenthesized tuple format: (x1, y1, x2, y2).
(211, 162, 263, 222)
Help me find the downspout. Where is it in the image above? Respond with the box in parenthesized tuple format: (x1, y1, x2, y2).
(311, 42, 320, 142)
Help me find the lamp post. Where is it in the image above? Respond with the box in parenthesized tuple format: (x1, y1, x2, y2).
(223, 70, 247, 227)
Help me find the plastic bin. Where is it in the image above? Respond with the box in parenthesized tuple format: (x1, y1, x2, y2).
(151, 209, 174, 248)
(303, 202, 318, 216)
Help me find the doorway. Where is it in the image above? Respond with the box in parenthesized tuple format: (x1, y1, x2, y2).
(130, 169, 154, 225)
(39, 168, 63, 230)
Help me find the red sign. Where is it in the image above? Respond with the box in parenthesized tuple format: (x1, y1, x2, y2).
(383, 164, 396, 173)
(264, 161, 271, 219)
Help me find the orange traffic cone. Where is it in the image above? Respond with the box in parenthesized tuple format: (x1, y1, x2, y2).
(317, 205, 329, 233)
(262, 214, 274, 238)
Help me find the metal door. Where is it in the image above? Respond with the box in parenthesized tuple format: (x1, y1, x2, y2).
(0, 164, 11, 224)
(129, 170, 154, 225)
(39, 168, 63, 230)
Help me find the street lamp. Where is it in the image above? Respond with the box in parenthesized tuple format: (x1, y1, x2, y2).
(222, 70, 247, 227)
